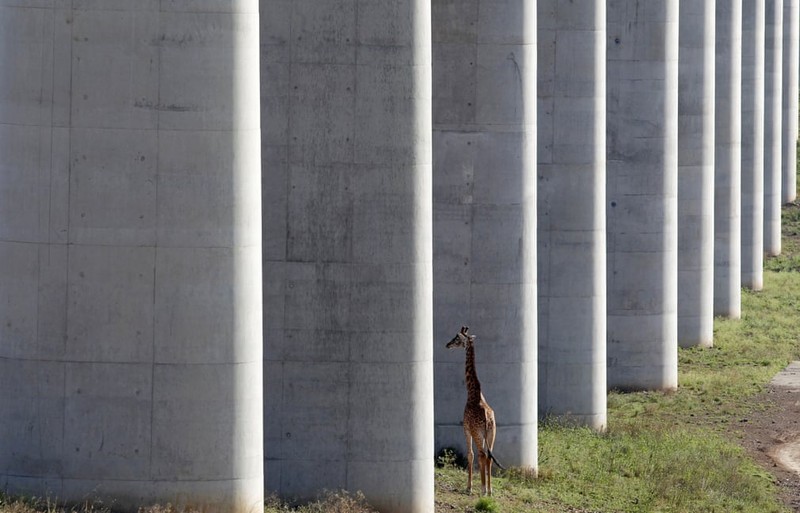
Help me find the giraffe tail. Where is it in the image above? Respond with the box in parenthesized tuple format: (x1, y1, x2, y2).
(483, 442, 505, 470)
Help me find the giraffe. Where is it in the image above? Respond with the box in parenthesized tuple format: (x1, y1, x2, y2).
(446, 326, 504, 495)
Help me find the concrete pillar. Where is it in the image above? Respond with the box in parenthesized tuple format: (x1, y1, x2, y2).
(261, 1, 435, 511)
(714, 0, 743, 318)
(765, 0, 784, 256)
(607, 0, 679, 391)
(678, 0, 715, 348)
(537, 1, 606, 428)
(783, 0, 799, 203)
(432, 0, 537, 470)
(742, 0, 766, 290)
(0, 4, 263, 512)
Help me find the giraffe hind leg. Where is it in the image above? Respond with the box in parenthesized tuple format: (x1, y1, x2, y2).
(479, 448, 487, 495)
(485, 449, 493, 496)
(486, 423, 497, 495)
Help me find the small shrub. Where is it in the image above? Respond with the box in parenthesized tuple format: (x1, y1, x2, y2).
(436, 447, 467, 469)
(0, 495, 111, 513)
(473, 497, 498, 512)
(0, 500, 38, 513)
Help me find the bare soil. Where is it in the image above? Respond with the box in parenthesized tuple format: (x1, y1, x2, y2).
(738, 384, 800, 511)
(740, 198, 800, 511)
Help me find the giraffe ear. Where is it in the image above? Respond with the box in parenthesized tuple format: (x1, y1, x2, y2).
(468, 335, 476, 342)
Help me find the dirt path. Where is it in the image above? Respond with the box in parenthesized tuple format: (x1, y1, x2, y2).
(739, 362, 800, 511)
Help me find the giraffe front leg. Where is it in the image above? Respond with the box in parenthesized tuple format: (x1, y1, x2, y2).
(479, 450, 487, 496)
(466, 448, 474, 494)
(465, 436, 474, 494)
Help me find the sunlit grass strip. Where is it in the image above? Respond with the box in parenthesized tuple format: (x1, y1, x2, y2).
(435, 419, 787, 513)
(534, 425, 784, 513)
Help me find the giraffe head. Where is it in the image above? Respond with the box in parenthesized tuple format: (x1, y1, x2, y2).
(446, 326, 475, 349)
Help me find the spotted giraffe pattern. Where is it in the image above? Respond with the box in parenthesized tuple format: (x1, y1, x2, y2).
(446, 326, 502, 495)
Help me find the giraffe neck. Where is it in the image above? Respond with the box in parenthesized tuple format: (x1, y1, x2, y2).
(465, 343, 482, 404)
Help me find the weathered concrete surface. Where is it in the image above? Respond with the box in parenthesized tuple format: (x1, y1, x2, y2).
(261, 0, 436, 510)
(433, 0, 538, 470)
(0, 3, 264, 512)
(742, 0, 766, 290)
(714, 0, 743, 318)
(606, 0, 679, 391)
(783, 0, 799, 203)
(537, 0, 606, 429)
(678, 0, 715, 348)
(764, 0, 784, 256)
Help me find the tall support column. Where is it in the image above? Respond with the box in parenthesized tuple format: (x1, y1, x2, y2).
(715, 0, 743, 318)
(742, 0, 766, 290)
(261, 1, 435, 510)
(432, 0, 538, 470)
(783, 0, 799, 203)
(678, 0, 715, 348)
(537, 1, 606, 428)
(0, 3, 263, 512)
(765, 0, 784, 256)
(607, 0, 679, 391)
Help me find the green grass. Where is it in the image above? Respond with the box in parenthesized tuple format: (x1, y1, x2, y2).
(765, 205, 800, 272)
(767, 141, 800, 271)
(437, 422, 787, 512)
